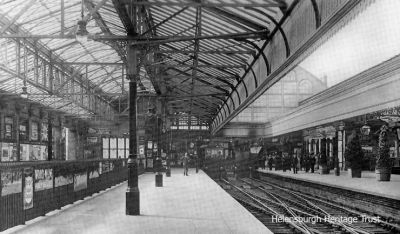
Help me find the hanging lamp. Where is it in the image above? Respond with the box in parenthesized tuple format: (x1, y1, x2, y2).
(76, 0, 89, 43)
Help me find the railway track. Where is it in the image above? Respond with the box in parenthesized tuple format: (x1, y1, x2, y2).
(219, 177, 399, 234)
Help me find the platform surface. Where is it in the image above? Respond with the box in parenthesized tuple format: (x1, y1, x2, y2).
(5, 169, 271, 234)
(258, 168, 400, 200)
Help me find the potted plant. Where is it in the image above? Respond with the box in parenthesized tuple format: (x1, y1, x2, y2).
(345, 133, 363, 178)
(376, 125, 392, 181)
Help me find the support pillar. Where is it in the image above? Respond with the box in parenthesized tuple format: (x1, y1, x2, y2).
(48, 113, 53, 161)
(126, 45, 140, 216)
(15, 107, 21, 162)
(334, 132, 339, 176)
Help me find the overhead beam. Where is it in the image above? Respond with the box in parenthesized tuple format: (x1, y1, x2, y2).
(62, 62, 123, 66)
(205, 7, 266, 31)
(122, 1, 284, 8)
(155, 49, 254, 55)
(159, 75, 237, 80)
(112, 0, 136, 34)
(151, 64, 244, 69)
(141, 7, 189, 36)
(0, 30, 268, 43)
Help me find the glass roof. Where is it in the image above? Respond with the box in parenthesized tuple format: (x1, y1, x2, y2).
(0, 0, 291, 122)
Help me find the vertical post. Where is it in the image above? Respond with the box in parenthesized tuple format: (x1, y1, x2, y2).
(60, 0, 65, 36)
(334, 131, 339, 176)
(48, 113, 53, 161)
(126, 45, 140, 215)
(108, 136, 111, 159)
(15, 108, 21, 161)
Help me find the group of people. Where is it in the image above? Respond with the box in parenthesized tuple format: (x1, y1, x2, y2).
(182, 153, 200, 176)
(261, 153, 317, 174)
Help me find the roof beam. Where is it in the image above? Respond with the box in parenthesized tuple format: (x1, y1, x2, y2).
(84, 0, 127, 64)
(150, 64, 244, 69)
(141, 7, 189, 36)
(205, 7, 265, 31)
(112, 0, 136, 34)
(122, 1, 284, 8)
(159, 75, 236, 80)
(62, 62, 123, 66)
(155, 49, 254, 55)
(0, 0, 37, 35)
(0, 30, 268, 43)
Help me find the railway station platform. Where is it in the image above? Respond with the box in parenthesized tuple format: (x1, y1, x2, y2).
(4, 169, 271, 234)
(258, 169, 400, 200)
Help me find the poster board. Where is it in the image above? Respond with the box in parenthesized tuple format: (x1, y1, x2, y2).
(89, 168, 99, 179)
(35, 169, 53, 191)
(41, 123, 48, 141)
(74, 172, 88, 192)
(23, 168, 34, 210)
(20, 144, 29, 161)
(55, 174, 73, 187)
(31, 122, 39, 141)
(1, 170, 22, 196)
(29, 145, 41, 161)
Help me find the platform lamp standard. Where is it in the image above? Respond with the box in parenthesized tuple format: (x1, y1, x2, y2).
(126, 44, 140, 216)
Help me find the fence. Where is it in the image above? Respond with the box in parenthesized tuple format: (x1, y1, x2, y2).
(0, 159, 143, 231)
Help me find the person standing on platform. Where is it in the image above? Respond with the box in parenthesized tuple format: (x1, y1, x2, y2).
(310, 154, 316, 173)
(183, 153, 189, 176)
(262, 154, 266, 170)
(292, 155, 298, 174)
(268, 156, 273, 170)
(304, 154, 310, 173)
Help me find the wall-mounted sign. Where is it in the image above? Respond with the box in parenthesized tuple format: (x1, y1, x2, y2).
(147, 141, 153, 149)
(88, 128, 97, 134)
(87, 137, 98, 144)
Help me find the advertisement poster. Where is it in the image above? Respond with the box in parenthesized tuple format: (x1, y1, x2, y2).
(139, 145, 145, 156)
(147, 159, 153, 168)
(31, 122, 39, 141)
(1, 143, 16, 161)
(19, 124, 27, 140)
(55, 174, 73, 187)
(29, 145, 41, 161)
(102, 162, 110, 173)
(41, 123, 48, 141)
(23, 168, 34, 210)
(99, 162, 102, 174)
(89, 169, 99, 179)
(35, 169, 53, 191)
(20, 144, 29, 161)
(1, 171, 22, 196)
(5, 124, 12, 138)
(40, 145, 48, 160)
(74, 172, 88, 192)
(5, 117, 13, 139)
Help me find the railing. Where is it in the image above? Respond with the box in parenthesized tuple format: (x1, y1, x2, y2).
(0, 159, 143, 231)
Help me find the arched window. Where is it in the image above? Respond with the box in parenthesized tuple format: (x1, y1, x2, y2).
(298, 80, 312, 94)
